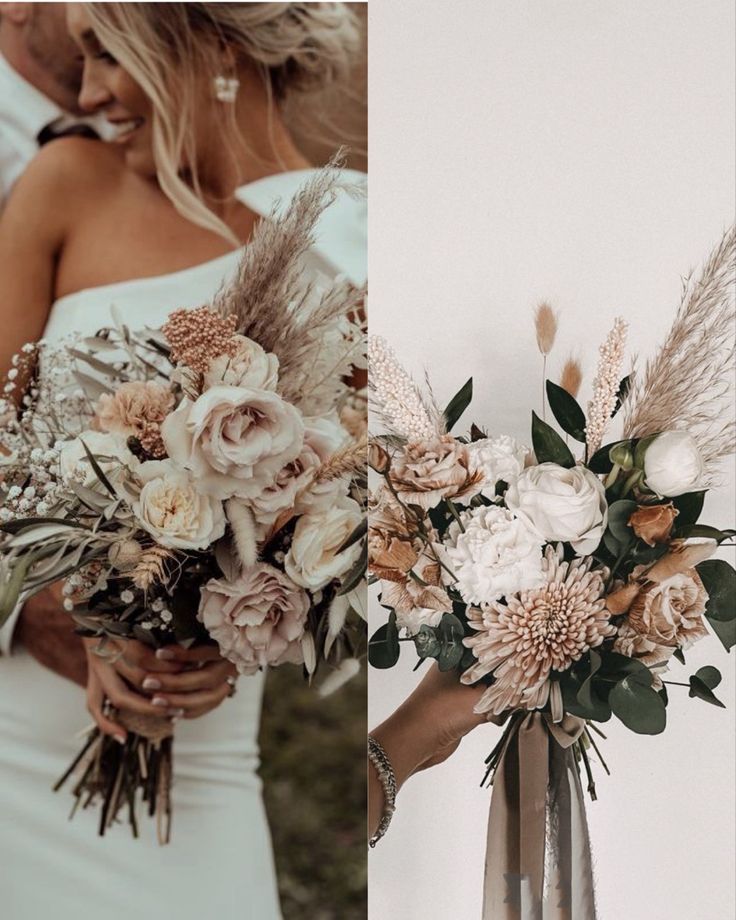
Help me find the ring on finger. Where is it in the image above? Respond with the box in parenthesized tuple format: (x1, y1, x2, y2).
(226, 675, 238, 698)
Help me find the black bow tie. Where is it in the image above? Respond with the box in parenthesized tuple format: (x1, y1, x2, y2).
(37, 122, 99, 146)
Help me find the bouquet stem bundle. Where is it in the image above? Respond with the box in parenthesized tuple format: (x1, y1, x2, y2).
(55, 711, 174, 843)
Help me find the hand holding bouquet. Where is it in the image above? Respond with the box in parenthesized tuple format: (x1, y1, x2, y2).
(0, 165, 368, 842)
(368, 228, 735, 913)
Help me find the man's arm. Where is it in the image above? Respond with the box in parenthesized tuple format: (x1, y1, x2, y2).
(13, 585, 87, 687)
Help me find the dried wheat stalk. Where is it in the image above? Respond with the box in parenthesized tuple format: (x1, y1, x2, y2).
(623, 226, 736, 472)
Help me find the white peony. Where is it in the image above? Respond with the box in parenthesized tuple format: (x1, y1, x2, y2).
(467, 435, 530, 498)
(58, 430, 139, 490)
(444, 505, 545, 604)
(131, 459, 226, 550)
(203, 335, 279, 391)
(505, 463, 608, 554)
(644, 431, 706, 498)
(161, 385, 304, 500)
(285, 495, 363, 590)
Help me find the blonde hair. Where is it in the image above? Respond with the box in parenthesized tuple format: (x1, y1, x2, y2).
(83, 2, 362, 243)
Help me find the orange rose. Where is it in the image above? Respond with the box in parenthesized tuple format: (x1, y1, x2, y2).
(628, 502, 678, 546)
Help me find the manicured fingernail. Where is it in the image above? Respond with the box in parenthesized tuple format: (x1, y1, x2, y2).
(152, 696, 168, 708)
(142, 677, 162, 690)
(170, 708, 185, 718)
(156, 648, 176, 660)
(114, 734, 126, 745)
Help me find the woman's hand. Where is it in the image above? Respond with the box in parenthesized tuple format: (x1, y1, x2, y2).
(368, 663, 491, 840)
(83, 637, 238, 743)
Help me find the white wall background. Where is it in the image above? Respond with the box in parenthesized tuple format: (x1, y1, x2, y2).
(367, 1, 735, 918)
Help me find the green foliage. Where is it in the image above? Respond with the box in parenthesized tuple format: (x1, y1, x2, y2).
(443, 378, 473, 432)
(545, 380, 587, 442)
(611, 375, 632, 418)
(531, 411, 575, 467)
(672, 491, 706, 528)
(437, 612, 465, 671)
(609, 672, 667, 735)
(368, 610, 399, 668)
(696, 559, 736, 652)
(688, 666, 726, 708)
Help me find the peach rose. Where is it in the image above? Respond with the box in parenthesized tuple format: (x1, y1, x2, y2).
(614, 567, 709, 666)
(628, 503, 678, 546)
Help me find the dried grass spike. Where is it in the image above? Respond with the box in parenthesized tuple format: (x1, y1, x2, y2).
(560, 357, 583, 399)
(534, 302, 558, 356)
(131, 546, 175, 591)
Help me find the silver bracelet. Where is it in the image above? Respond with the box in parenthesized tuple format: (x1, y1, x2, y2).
(368, 734, 396, 847)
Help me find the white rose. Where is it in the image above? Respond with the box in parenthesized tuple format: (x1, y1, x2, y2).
(505, 463, 608, 554)
(444, 505, 545, 604)
(132, 459, 226, 550)
(161, 385, 304, 500)
(644, 431, 705, 498)
(285, 496, 363, 590)
(203, 335, 279, 391)
(58, 431, 139, 490)
(467, 435, 530, 497)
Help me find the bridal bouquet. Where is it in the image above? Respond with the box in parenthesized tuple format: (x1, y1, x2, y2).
(0, 166, 367, 843)
(368, 229, 734, 915)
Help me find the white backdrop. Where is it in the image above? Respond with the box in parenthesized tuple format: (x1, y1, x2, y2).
(367, 1, 735, 918)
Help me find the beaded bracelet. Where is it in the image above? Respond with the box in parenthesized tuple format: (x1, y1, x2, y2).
(368, 735, 397, 847)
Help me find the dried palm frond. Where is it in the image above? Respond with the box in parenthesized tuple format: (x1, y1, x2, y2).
(623, 227, 736, 471)
(212, 151, 364, 403)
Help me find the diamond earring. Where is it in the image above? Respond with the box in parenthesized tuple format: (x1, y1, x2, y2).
(213, 75, 240, 103)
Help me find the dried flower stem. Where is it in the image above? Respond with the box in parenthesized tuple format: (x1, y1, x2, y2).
(585, 317, 628, 456)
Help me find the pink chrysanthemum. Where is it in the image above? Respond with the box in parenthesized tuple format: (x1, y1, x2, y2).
(461, 545, 614, 716)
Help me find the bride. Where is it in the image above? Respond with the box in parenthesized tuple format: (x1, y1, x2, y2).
(0, 3, 365, 918)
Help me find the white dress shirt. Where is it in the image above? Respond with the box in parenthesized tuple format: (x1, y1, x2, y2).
(0, 51, 64, 203)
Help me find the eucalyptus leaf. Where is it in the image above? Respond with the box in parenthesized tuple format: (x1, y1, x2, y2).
(79, 439, 117, 497)
(610, 676, 667, 734)
(437, 612, 465, 671)
(531, 411, 575, 468)
(443, 378, 473, 432)
(707, 616, 736, 652)
(545, 380, 587, 442)
(607, 500, 638, 545)
(369, 611, 400, 668)
(413, 624, 441, 660)
(688, 668, 726, 708)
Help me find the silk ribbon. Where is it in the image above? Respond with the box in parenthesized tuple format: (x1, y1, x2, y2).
(482, 713, 596, 920)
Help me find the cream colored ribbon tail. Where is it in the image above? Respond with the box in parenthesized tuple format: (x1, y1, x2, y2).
(481, 713, 597, 920)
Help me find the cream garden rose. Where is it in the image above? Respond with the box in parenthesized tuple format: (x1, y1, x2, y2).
(131, 459, 226, 550)
(285, 495, 363, 590)
(644, 431, 706, 497)
(199, 563, 309, 674)
(161, 385, 304, 500)
(203, 335, 279, 391)
(505, 462, 608, 554)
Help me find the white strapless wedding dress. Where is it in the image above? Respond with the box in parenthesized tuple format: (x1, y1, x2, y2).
(0, 168, 366, 920)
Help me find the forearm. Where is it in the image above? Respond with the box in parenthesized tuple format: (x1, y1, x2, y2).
(15, 600, 88, 687)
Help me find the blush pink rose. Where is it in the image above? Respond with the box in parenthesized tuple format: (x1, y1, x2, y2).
(198, 563, 309, 674)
